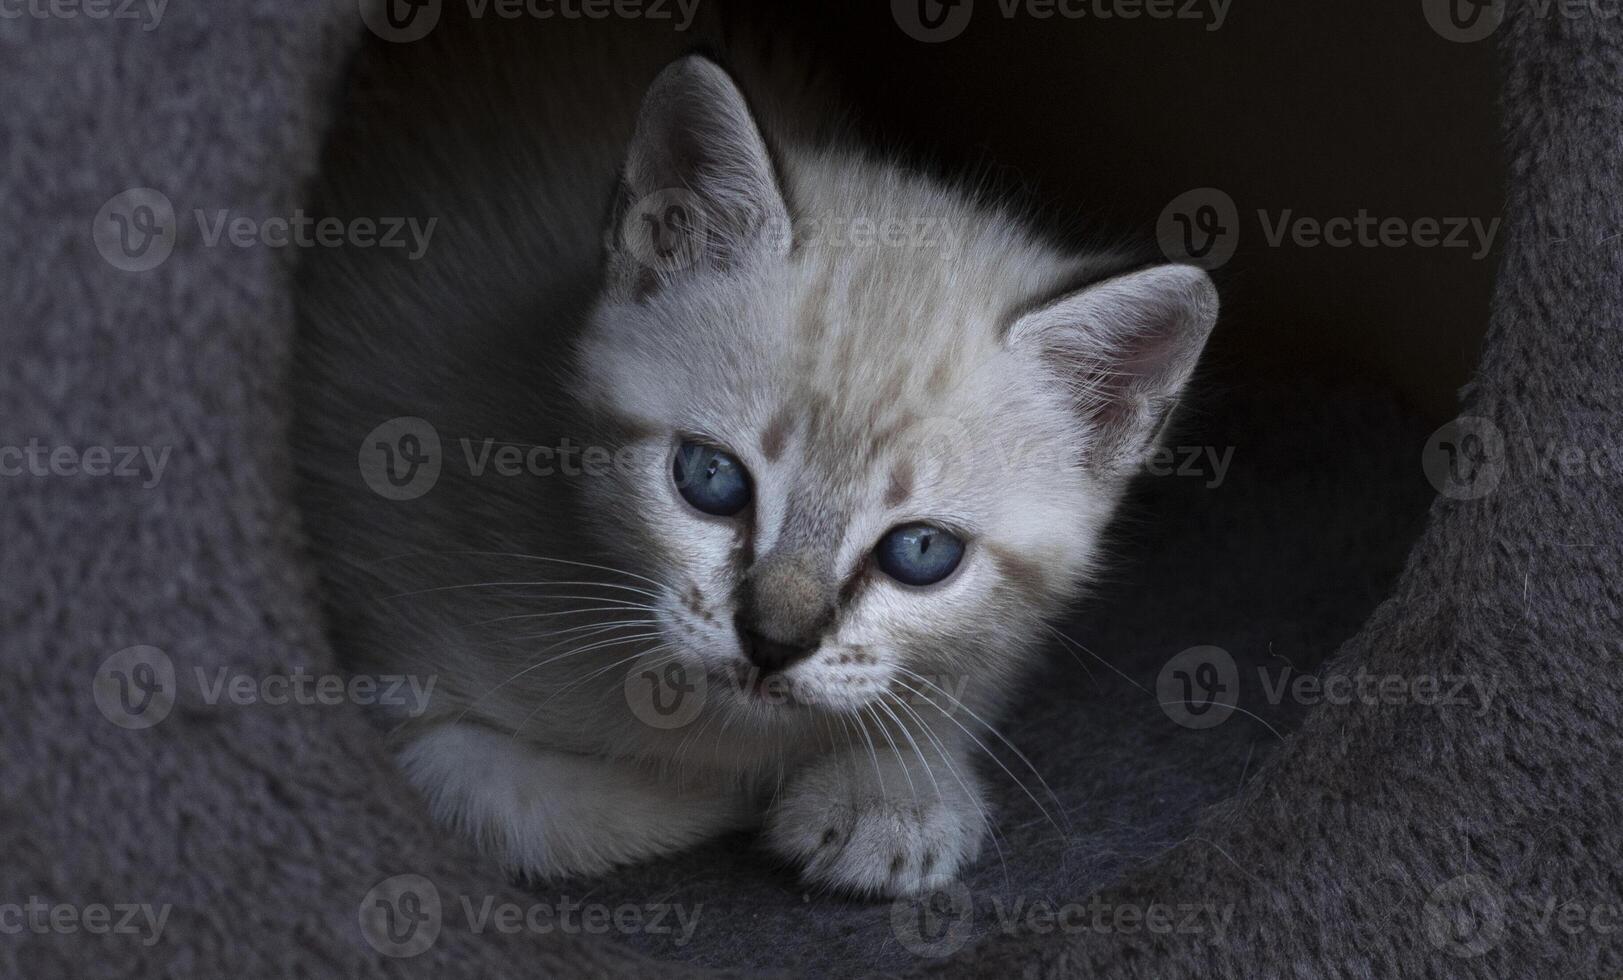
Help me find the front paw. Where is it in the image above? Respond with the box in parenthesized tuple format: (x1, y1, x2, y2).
(764, 750, 987, 898)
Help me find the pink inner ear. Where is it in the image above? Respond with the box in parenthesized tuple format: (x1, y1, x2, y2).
(1013, 266, 1218, 467)
(614, 56, 790, 296)
(1050, 333, 1160, 463)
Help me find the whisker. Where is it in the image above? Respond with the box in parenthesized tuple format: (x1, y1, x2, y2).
(464, 606, 659, 627)
(885, 693, 1012, 890)
(877, 693, 942, 803)
(515, 643, 676, 737)
(1043, 623, 1147, 697)
(367, 550, 673, 592)
(454, 631, 664, 724)
(506, 619, 658, 646)
(870, 699, 920, 811)
(853, 709, 887, 798)
(894, 666, 1071, 825)
(892, 672, 1067, 837)
(385, 579, 661, 601)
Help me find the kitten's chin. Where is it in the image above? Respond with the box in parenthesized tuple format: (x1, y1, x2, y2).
(702, 662, 892, 718)
(705, 663, 810, 711)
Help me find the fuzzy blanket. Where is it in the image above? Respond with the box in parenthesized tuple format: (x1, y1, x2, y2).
(3, 1, 1618, 977)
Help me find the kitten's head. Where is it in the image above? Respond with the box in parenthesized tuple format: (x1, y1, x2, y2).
(576, 57, 1217, 725)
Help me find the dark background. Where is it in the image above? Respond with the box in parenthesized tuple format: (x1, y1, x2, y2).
(755, 0, 1504, 423)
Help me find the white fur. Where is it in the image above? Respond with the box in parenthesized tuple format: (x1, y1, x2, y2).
(303, 32, 1218, 898)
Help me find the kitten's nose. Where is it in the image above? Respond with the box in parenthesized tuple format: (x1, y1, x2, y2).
(735, 618, 816, 673)
(735, 549, 834, 673)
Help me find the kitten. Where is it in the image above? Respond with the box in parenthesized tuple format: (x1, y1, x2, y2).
(294, 24, 1217, 898)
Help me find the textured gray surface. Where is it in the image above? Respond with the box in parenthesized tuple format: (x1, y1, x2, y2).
(0, 3, 671, 977)
(3, 2, 1620, 978)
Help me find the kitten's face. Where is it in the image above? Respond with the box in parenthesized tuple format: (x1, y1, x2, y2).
(573, 56, 1216, 729)
(579, 251, 1111, 722)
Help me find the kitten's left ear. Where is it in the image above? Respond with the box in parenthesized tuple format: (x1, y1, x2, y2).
(607, 55, 790, 299)
(1007, 264, 1219, 473)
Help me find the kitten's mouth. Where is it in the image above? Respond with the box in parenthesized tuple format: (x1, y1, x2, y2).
(710, 664, 808, 708)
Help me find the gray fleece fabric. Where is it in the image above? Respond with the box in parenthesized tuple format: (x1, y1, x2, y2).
(3, 2, 1620, 979)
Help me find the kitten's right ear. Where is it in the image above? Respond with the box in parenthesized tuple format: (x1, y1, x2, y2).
(1007, 264, 1219, 475)
(606, 56, 790, 300)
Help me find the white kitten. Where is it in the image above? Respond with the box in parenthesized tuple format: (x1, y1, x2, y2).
(295, 28, 1216, 898)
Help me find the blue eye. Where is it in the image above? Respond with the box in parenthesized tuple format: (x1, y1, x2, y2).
(875, 524, 965, 587)
(672, 440, 752, 517)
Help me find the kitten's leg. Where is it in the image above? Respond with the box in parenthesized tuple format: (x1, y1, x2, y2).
(763, 740, 988, 898)
(399, 722, 753, 878)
